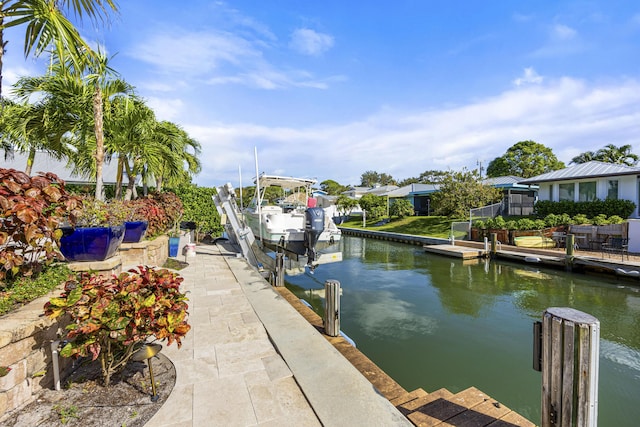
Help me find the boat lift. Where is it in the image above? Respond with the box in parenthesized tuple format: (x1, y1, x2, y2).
(213, 183, 259, 268)
(214, 182, 343, 276)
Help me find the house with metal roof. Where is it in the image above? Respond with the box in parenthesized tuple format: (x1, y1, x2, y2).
(342, 184, 400, 198)
(406, 184, 440, 216)
(519, 161, 640, 217)
(483, 176, 538, 216)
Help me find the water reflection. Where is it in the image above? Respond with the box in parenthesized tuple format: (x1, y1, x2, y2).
(350, 291, 439, 339)
(285, 236, 640, 426)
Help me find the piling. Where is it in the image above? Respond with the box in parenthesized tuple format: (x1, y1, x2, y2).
(275, 253, 285, 287)
(490, 233, 497, 258)
(537, 307, 600, 427)
(324, 280, 341, 337)
(565, 234, 575, 272)
(566, 234, 575, 257)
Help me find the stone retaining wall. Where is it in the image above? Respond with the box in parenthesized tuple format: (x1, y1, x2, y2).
(119, 235, 169, 268)
(0, 291, 73, 421)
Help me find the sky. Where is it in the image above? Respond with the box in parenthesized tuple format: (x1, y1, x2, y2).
(3, 0, 640, 189)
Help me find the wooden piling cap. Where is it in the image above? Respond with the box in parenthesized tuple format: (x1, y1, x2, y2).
(545, 307, 599, 325)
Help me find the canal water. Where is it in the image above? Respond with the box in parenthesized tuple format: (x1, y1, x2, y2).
(284, 236, 640, 426)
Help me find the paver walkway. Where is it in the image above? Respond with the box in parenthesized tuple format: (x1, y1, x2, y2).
(145, 244, 320, 427)
(146, 242, 410, 427)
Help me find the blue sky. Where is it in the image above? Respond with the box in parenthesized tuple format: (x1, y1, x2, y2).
(3, 1, 640, 188)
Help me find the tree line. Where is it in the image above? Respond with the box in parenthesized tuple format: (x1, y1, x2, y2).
(320, 141, 639, 196)
(320, 140, 639, 220)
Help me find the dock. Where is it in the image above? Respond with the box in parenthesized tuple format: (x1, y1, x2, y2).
(423, 244, 487, 259)
(338, 227, 640, 279)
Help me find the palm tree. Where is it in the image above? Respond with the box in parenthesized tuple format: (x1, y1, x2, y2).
(0, 0, 118, 101)
(12, 56, 132, 199)
(152, 121, 201, 191)
(594, 144, 639, 166)
(105, 97, 202, 198)
(570, 151, 596, 164)
(0, 97, 71, 173)
(81, 50, 132, 199)
(105, 95, 158, 199)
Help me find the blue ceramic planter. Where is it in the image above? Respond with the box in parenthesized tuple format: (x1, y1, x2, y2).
(169, 236, 180, 257)
(123, 221, 148, 243)
(59, 225, 125, 262)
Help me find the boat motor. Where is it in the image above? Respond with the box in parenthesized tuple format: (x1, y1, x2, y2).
(304, 207, 325, 266)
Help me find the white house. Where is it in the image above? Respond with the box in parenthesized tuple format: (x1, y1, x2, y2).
(342, 184, 399, 199)
(518, 161, 640, 218)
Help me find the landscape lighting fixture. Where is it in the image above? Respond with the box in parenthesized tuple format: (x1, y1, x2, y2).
(131, 343, 163, 402)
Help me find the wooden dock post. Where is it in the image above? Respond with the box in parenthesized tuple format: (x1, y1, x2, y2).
(566, 234, 575, 257)
(275, 253, 285, 287)
(537, 307, 600, 427)
(324, 280, 340, 337)
(565, 234, 575, 272)
(490, 233, 497, 258)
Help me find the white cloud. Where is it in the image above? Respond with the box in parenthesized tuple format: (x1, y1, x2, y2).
(529, 23, 584, 58)
(2, 65, 34, 98)
(145, 97, 185, 121)
(130, 27, 340, 91)
(289, 28, 335, 56)
(183, 77, 640, 187)
(512, 12, 534, 23)
(130, 30, 259, 75)
(513, 67, 544, 86)
(552, 24, 577, 40)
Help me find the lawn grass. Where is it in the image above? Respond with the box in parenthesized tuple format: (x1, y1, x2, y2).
(340, 215, 462, 238)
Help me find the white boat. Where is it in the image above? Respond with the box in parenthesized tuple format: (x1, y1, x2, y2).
(243, 174, 341, 260)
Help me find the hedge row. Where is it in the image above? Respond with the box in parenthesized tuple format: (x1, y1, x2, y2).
(474, 213, 625, 230)
(533, 199, 636, 218)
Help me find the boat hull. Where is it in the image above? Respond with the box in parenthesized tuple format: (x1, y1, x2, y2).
(244, 209, 341, 255)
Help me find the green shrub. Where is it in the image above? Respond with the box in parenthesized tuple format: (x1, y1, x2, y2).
(534, 199, 635, 218)
(608, 215, 624, 224)
(516, 218, 536, 230)
(472, 219, 486, 229)
(486, 216, 506, 229)
(505, 220, 518, 230)
(558, 213, 574, 226)
(169, 185, 222, 237)
(389, 199, 415, 219)
(544, 214, 561, 227)
(368, 206, 387, 221)
(533, 219, 547, 229)
(592, 214, 609, 226)
(572, 214, 590, 225)
(0, 263, 73, 316)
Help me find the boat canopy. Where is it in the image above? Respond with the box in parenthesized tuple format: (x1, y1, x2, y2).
(254, 174, 317, 190)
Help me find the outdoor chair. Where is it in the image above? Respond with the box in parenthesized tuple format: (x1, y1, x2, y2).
(601, 236, 629, 261)
(551, 232, 566, 249)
